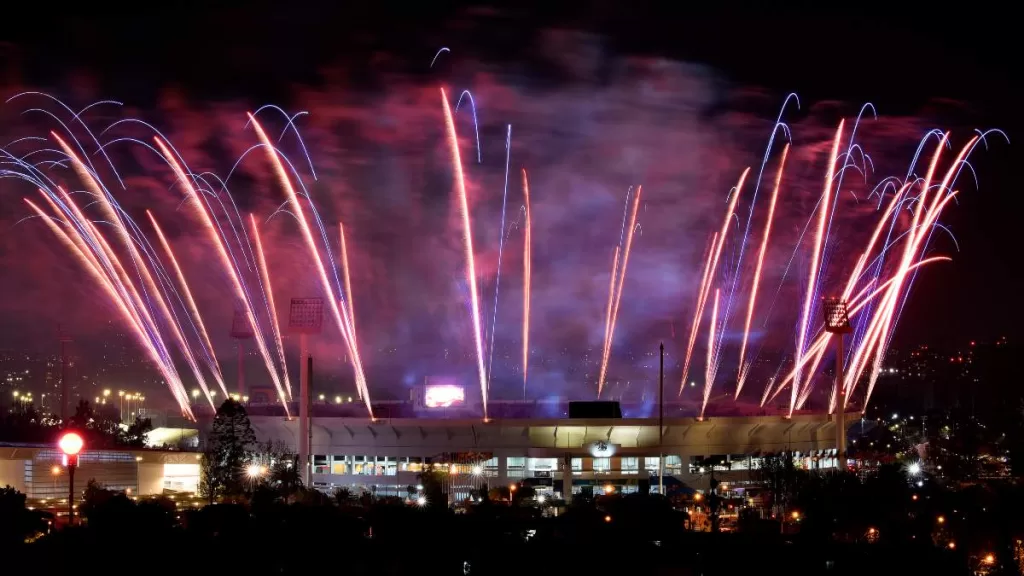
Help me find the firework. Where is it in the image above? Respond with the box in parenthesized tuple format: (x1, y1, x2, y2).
(249, 214, 292, 404)
(736, 144, 788, 398)
(486, 125, 513, 391)
(148, 211, 228, 397)
(153, 136, 291, 415)
(521, 168, 532, 397)
(791, 122, 844, 416)
(1, 89, 999, 422)
(598, 186, 641, 397)
(679, 169, 749, 396)
(247, 115, 372, 417)
(440, 87, 488, 418)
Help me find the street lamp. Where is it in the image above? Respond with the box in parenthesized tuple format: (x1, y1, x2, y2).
(58, 431, 84, 525)
(822, 297, 852, 470)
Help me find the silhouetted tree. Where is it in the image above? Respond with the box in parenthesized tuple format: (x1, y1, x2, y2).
(201, 399, 257, 502)
(417, 465, 447, 509)
(0, 485, 34, 546)
(123, 417, 153, 447)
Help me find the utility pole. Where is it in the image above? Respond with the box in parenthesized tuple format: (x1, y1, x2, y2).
(658, 342, 665, 496)
(307, 354, 314, 484)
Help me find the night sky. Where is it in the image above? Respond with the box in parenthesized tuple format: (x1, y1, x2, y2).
(0, 3, 1019, 407)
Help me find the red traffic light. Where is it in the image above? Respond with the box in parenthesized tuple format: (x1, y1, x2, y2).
(58, 432, 84, 456)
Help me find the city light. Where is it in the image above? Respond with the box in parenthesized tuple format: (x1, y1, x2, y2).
(472, 465, 482, 476)
(416, 496, 427, 507)
(245, 464, 266, 479)
(937, 516, 945, 524)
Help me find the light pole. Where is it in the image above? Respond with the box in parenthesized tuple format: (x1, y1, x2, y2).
(289, 297, 324, 488)
(822, 297, 852, 470)
(658, 342, 665, 496)
(58, 431, 84, 525)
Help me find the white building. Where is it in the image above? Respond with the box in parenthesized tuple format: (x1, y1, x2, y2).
(0, 443, 201, 499)
(245, 412, 842, 500)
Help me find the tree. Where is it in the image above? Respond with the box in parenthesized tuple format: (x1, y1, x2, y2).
(417, 465, 447, 509)
(123, 417, 153, 447)
(201, 399, 257, 502)
(0, 485, 33, 545)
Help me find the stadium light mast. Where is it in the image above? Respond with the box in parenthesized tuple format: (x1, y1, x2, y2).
(289, 297, 323, 487)
(230, 310, 255, 397)
(822, 297, 852, 471)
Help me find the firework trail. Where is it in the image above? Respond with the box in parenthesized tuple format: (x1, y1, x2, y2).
(338, 221, 361, 399)
(48, 136, 206, 414)
(440, 87, 488, 418)
(793, 185, 911, 411)
(765, 255, 950, 407)
(521, 168, 532, 398)
(843, 136, 977, 409)
(430, 47, 450, 68)
(717, 95, 797, 399)
(791, 121, 844, 416)
(455, 90, 482, 164)
(701, 288, 721, 419)
(152, 136, 290, 415)
(249, 214, 292, 405)
(246, 115, 372, 416)
(599, 246, 620, 387)
(147, 211, 228, 396)
(678, 169, 748, 395)
(339, 222, 357, 336)
(486, 125, 512, 390)
(25, 190, 195, 417)
(736, 144, 788, 398)
(598, 185, 642, 397)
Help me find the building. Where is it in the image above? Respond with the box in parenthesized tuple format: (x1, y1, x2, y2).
(0, 443, 202, 499)
(243, 412, 842, 501)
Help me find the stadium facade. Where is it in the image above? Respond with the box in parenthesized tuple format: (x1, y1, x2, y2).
(243, 410, 843, 501)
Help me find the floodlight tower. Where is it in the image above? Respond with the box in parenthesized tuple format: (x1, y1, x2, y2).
(289, 297, 323, 487)
(822, 297, 852, 470)
(230, 309, 254, 396)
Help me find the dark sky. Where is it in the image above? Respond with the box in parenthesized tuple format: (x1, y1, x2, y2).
(0, 3, 1019, 407)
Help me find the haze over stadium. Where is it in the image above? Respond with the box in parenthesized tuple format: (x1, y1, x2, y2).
(0, 22, 1010, 421)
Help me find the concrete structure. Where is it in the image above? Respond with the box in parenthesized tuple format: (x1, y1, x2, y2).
(0, 443, 201, 499)
(244, 412, 843, 501)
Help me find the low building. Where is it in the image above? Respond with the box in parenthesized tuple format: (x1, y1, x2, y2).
(0, 443, 201, 499)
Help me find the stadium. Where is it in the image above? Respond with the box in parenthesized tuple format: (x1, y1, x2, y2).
(0, 381, 846, 504)
(228, 381, 846, 502)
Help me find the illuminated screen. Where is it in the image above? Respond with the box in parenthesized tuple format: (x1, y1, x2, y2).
(424, 385, 465, 408)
